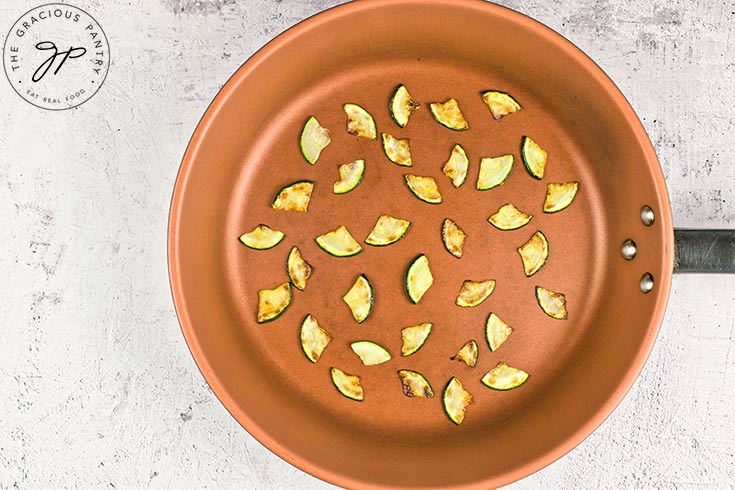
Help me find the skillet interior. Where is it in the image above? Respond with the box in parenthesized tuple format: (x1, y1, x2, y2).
(168, 1, 674, 488)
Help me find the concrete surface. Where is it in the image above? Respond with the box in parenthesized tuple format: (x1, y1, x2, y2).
(0, 0, 733, 488)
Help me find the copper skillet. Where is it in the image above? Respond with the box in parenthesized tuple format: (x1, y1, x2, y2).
(167, 1, 735, 488)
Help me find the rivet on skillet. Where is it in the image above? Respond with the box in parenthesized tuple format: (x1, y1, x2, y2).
(621, 240, 637, 260)
(639, 273, 654, 293)
(640, 206, 655, 226)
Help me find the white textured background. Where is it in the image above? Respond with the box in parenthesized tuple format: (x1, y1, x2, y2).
(0, 0, 733, 488)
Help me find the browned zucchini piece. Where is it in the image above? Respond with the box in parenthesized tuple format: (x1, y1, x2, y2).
(488, 203, 532, 230)
(390, 85, 420, 128)
(343, 274, 374, 324)
(429, 98, 469, 131)
(486, 313, 513, 351)
(330, 367, 364, 401)
(441, 144, 469, 188)
(300, 116, 330, 164)
(333, 159, 365, 194)
(287, 246, 313, 290)
(365, 214, 411, 246)
(405, 175, 442, 204)
(257, 282, 292, 323)
(405, 254, 434, 304)
(344, 103, 377, 139)
(517, 231, 549, 277)
(401, 322, 432, 356)
(315, 226, 362, 257)
(455, 279, 496, 307)
(397, 370, 434, 398)
(299, 314, 331, 363)
(521, 136, 548, 179)
(451, 340, 479, 368)
(544, 182, 579, 213)
(441, 218, 467, 258)
(536, 286, 568, 320)
(351, 341, 391, 365)
(382, 133, 412, 166)
(481, 361, 529, 390)
(481, 90, 522, 120)
(239, 224, 285, 250)
(443, 377, 472, 425)
(272, 181, 314, 213)
(477, 154, 514, 190)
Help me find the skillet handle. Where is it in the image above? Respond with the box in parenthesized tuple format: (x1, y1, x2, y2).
(674, 229, 735, 273)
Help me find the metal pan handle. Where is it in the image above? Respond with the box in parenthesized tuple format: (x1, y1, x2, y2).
(674, 229, 735, 273)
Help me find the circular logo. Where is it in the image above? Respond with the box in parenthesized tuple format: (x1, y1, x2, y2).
(3, 3, 109, 110)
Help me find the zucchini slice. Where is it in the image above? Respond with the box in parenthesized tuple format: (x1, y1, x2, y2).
(455, 279, 496, 307)
(486, 313, 513, 351)
(443, 377, 473, 425)
(272, 181, 314, 213)
(315, 226, 362, 257)
(488, 203, 532, 231)
(333, 159, 365, 195)
(429, 98, 469, 131)
(481, 90, 522, 120)
(365, 214, 411, 246)
(441, 144, 469, 188)
(330, 367, 364, 401)
(257, 282, 292, 323)
(390, 84, 420, 128)
(477, 154, 514, 190)
(287, 246, 313, 290)
(300, 116, 330, 165)
(401, 322, 432, 356)
(441, 218, 467, 258)
(351, 341, 391, 366)
(451, 340, 479, 368)
(536, 286, 568, 320)
(405, 254, 434, 304)
(517, 231, 548, 277)
(239, 224, 285, 250)
(342, 274, 374, 324)
(382, 133, 413, 167)
(405, 175, 442, 204)
(344, 103, 377, 140)
(481, 361, 529, 391)
(544, 181, 579, 213)
(397, 370, 434, 398)
(299, 314, 331, 363)
(521, 136, 548, 179)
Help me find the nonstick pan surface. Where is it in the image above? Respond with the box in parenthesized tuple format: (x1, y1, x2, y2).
(168, 1, 674, 488)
